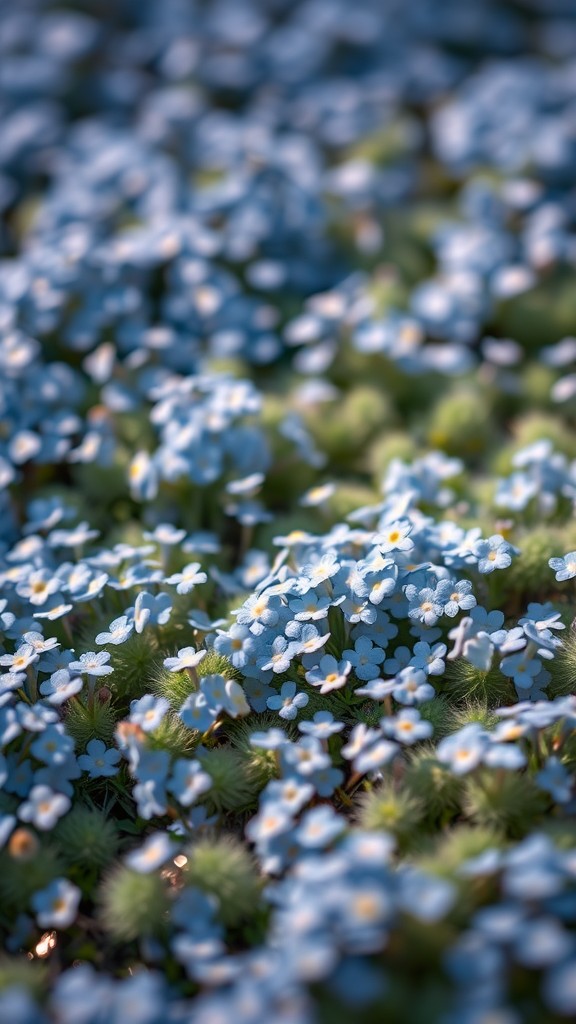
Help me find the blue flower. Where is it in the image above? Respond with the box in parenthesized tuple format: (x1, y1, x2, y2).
(356, 678, 396, 700)
(298, 711, 344, 739)
(133, 591, 172, 633)
(77, 739, 121, 779)
(32, 878, 81, 928)
(165, 562, 207, 595)
(262, 779, 314, 814)
(542, 958, 576, 1017)
(514, 916, 574, 968)
(384, 709, 433, 745)
(128, 451, 158, 501)
(410, 640, 447, 676)
(0, 815, 15, 850)
(355, 560, 398, 606)
(397, 869, 455, 923)
(384, 645, 412, 675)
(549, 551, 576, 582)
(393, 667, 435, 706)
(352, 607, 399, 646)
(437, 724, 488, 775)
(295, 805, 344, 848)
(68, 651, 113, 676)
(95, 615, 134, 646)
(0, 644, 38, 672)
(300, 550, 340, 589)
(257, 636, 300, 674)
(267, 681, 309, 720)
(39, 670, 83, 705)
(242, 677, 275, 712)
(16, 568, 62, 607)
(18, 785, 70, 830)
(125, 832, 175, 873)
(473, 534, 513, 574)
(282, 736, 329, 777)
(249, 728, 288, 751)
(309, 764, 345, 797)
(143, 524, 187, 547)
(500, 653, 542, 690)
(168, 759, 212, 807)
(171, 886, 221, 940)
(245, 805, 294, 844)
(353, 738, 399, 774)
(235, 592, 282, 631)
(288, 591, 333, 621)
(341, 596, 378, 626)
(483, 742, 526, 770)
(22, 632, 59, 655)
(341, 724, 385, 762)
(342, 636, 385, 681)
(337, 881, 392, 951)
(435, 579, 476, 617)
(30, 725, 74, 766)
(405, 584, 444, 627)
(305, 654, 351, 693)
(130, 694, 170, 732)
(288, 622, 331, 659)
(374, 520, 414, 554)
(179, 692, 217, 732)
(164, 647, 207, 672)
(3, 753, 33, 798)
(536, 756, 572, 803)
(213, 624, 256, 668)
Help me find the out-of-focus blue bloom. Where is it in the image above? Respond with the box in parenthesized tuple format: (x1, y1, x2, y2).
(18, 785, 70, 829)
(32, 878, 81, 928)
(77, 739, 121, 779)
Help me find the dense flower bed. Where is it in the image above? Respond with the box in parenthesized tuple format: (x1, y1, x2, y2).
(2, 1, 576, 1021)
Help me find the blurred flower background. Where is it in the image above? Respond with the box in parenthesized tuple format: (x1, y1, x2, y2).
(1, 0, 576, 1021)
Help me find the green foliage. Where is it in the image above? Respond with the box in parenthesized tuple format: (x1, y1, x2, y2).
(0, 847, 65, 911)
(356, 781, 425, 846)
(326, 483, 381, 522)
(183, 835, 263, 928)
(418, 695, 454, 739)
(427, 387, 495, 459)
(197, 650, 240, 682)
(446, 701, 500, 733)
(495, 272, 576, 352)
(403, 745, 464, 821)
(463, 770, 548, 838)
(0, 958, 47, 997)
(108, 632, 160, 701)
(416, 824, 504, 879)
(493, 413, 576, 473)
(64, 698, 118, 748)
(303, 385, 395, 467)
(541, 818, 576, 849)
(199, 746, 262, 813)
(54, 807, 119, 870)
(227, 713, 290, 787)
(146, 713, 198, 757)
(368, 430, 418, 482)
(546, 627, 576, 700)
(98, 867, 169, 942)
(256, 511, 320, 550)
(442, 659, 514, 707)
(503, 527, 563, 601)
(153, 667, 196, 710)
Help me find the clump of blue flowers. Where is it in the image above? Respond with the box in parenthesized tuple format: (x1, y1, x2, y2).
(2, 1, 576, 1022)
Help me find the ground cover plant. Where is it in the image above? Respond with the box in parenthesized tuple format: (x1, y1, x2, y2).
(2, 0, 576, 1021)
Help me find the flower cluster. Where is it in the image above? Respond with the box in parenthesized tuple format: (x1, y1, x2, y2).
(2, 1, 576, 1022)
